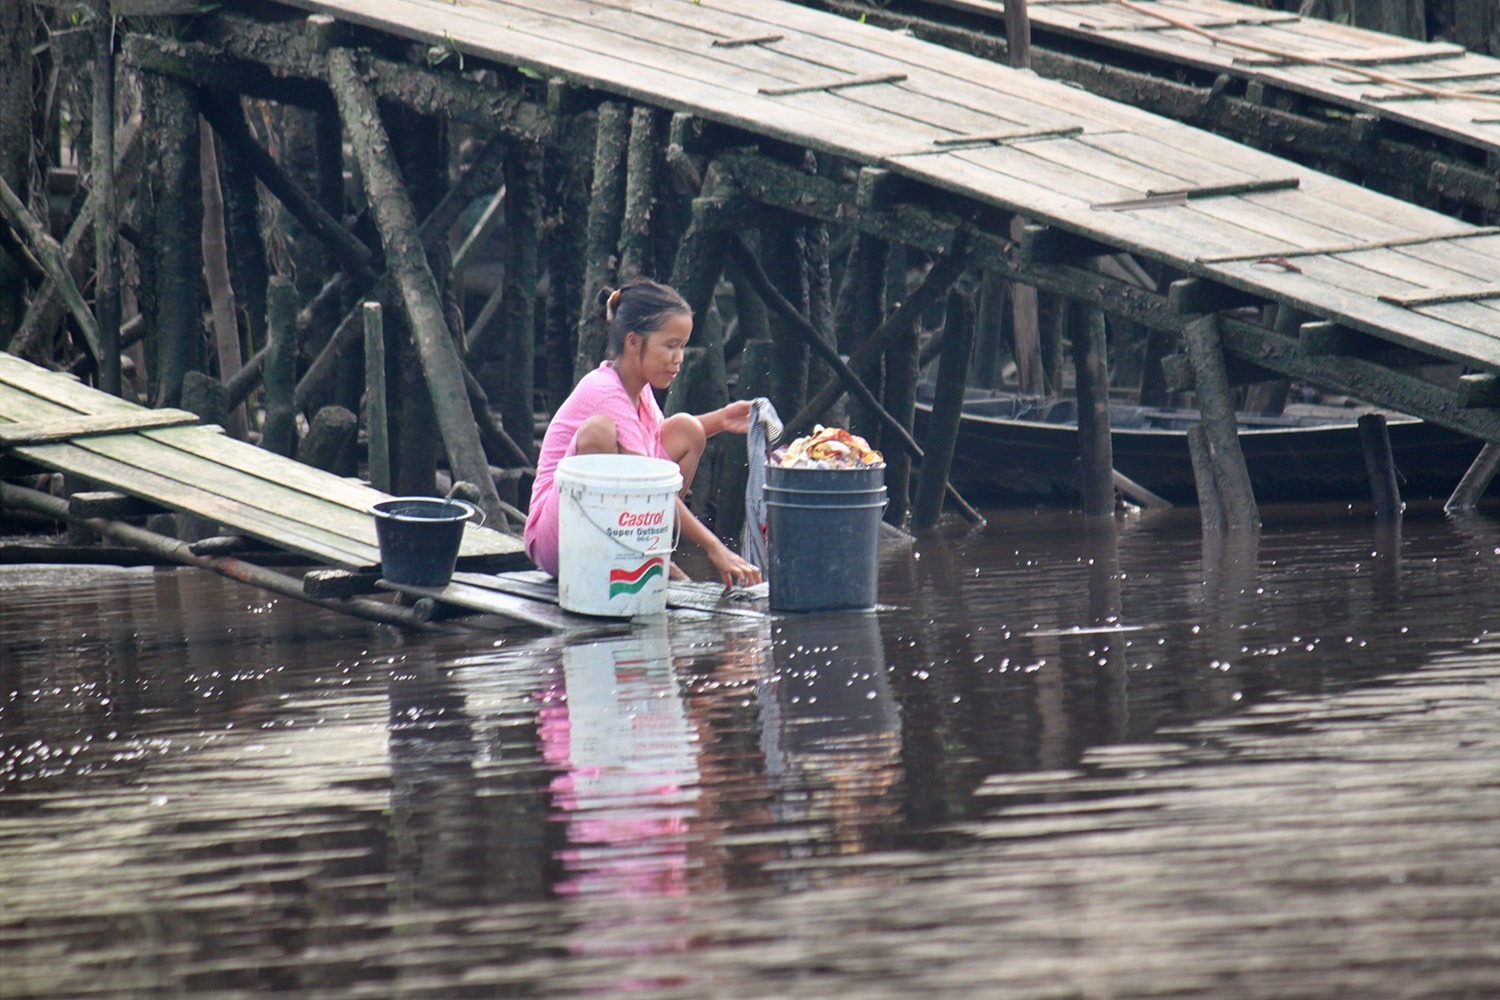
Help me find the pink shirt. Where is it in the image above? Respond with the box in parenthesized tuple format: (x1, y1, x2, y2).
(525, 362, 670, 574)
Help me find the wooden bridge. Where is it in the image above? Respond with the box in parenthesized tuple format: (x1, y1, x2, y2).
(816, 0, 1500, 224)
(187, 0, 1500, 425)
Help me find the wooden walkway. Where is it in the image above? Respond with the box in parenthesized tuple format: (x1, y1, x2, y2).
(930, 0, 1500, 161)
(0, 353, 521, 571)
(272, 0, 1500, 385)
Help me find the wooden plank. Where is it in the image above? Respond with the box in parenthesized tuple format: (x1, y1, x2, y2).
(1208, 258, 1500, 369)
(0, 408, 199, 446)
(12, 440, 382, 567)
(377, 578, 591, 632)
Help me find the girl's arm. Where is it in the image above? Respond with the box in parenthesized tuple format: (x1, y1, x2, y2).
(697, 399, 753, 438)
(675, 495, 762, 589)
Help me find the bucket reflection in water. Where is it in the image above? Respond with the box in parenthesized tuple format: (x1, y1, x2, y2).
(541, 626, 700, 899)
(761, 612, 903, 867)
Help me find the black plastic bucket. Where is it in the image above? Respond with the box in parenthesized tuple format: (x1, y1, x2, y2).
(371, 497, 482, 588)
(765, 465, 886, 612)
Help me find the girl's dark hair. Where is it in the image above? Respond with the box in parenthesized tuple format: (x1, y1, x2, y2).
(598, 278, 691, 358)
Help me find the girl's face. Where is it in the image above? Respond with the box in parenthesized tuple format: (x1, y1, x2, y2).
(629, 311, 693, 391)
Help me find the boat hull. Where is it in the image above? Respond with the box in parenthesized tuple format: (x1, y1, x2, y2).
(913, 403, 1492, 507)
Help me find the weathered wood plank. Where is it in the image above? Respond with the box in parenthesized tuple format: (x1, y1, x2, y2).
(12, 440, 381, 567)
(0, 409, 200, 446)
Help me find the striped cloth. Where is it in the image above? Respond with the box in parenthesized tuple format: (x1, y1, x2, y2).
(742, 397, 783, 571)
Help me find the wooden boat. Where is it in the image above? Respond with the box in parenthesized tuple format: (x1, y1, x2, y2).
(913, 388, 1493, 507)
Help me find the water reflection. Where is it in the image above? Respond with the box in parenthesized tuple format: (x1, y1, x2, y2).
(3, 505, 1500, 996)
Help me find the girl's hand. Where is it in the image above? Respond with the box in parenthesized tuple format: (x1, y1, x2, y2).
(708, 542, 762, 591)
(715, 400, 753, 436)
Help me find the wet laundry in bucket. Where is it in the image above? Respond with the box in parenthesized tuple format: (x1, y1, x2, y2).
(771, 425, 884, 469)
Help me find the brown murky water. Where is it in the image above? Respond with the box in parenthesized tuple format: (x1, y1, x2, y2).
(3, 505, 1499, 998)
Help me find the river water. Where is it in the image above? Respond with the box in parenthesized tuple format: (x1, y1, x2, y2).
(3, 504, 1499, 998)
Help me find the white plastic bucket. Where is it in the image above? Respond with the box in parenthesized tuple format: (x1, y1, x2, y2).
(555, 454, 682, 617)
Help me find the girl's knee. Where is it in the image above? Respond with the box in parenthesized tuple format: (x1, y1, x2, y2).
(661, 413, 706, 459)
(574, 415, 620, 454)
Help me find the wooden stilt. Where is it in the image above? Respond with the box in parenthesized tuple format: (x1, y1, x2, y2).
(362, 301, 391, 494)
(294, 139, 509, 413)
(544, 151, 587, 410)
(1187, 424, 1227, 531)
(296, 405, 358, 475)
(500, 142, 541, 463)
(1074, 304, 1115, 516)
(788, 250, 966, 436)
(92, 7, 121, 397)
(763, 224, 812, 417)
(200, 90, 376, 287)
(665, 164, 734, 413)
(328, 49, 504, 524)
(261, 276, 299, 457)
(1445, 441, 1500, 513)
(836, 234, 889, 439)
(1041, 291, 1067, 397)
(216, 119, 269, 397)
(1358, 412, 1403, 519)
(199, 123, 248, 440)
(138, 71, 202, 408)
(573, 101, 630, 382)
(730, 235, 983, 525)
(970, 270, 1006, 390)
(0, 175, 102, 365)
(912, 284, 976, 528)
(1182, 312, 1259, 530)
(618, 106, 662, 281)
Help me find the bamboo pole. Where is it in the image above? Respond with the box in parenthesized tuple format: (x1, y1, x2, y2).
(1074, 304, 1115, 516)
(1182, 313, 1259, 530)
(573, 101, 630, 383)
(327, 48, 504, 524)
(912, 284, 976, 528)
(728, 234, 985, 525)
(1, 483, 441, 631)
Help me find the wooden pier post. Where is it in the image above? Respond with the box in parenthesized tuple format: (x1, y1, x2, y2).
(500, 142, 541, 463)
(1182, 313, 1260, 530)
(1187, 424, 1227, 532)
(1358, 412, 1403, 519)
(1075, 304, 1115, 516)
(92, 3, 121, 397)
(1445, 442, 1500, 513)
(913, 284, 976, 528)
(544, 153, 587, 411)
(618, 106, 662, 281)
(573, 101, 630, 383)
(139, 69, 202, 408)
(327, 48, 503, 524)
(363, 301, 391, 494)
(836, 234, 889, 438)
(261, 275, 298, 457)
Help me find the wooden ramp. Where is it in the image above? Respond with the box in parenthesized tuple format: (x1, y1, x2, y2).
(0, 353, 522, 572)
(269, 0, 1500, 382)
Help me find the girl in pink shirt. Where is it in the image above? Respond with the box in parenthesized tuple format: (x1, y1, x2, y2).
(525, 279, 762, 590)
